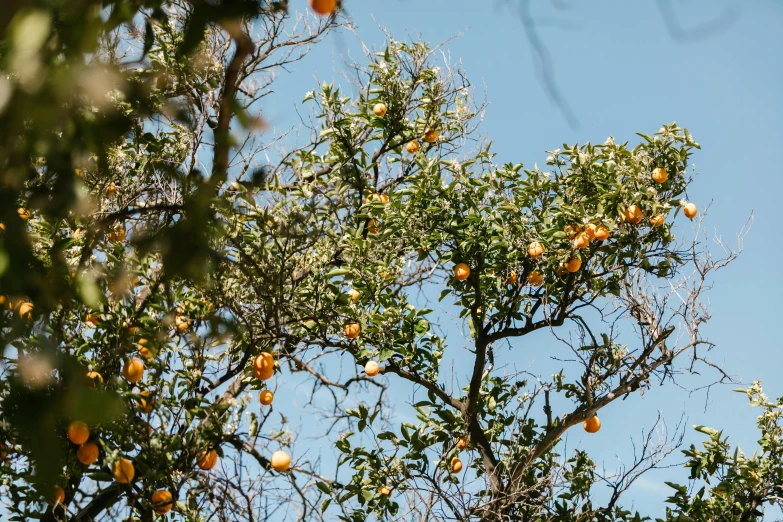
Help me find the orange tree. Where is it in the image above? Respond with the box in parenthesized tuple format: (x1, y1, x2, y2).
(1, 2, 780, 522)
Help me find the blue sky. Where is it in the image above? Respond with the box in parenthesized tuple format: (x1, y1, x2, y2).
(263, 0, 783, 517)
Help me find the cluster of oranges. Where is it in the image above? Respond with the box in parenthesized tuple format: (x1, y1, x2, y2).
(252, 352, 291, 472)
(0, 296, 34, 322)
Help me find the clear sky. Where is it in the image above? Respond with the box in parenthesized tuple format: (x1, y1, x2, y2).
(263, 0, 783, 517)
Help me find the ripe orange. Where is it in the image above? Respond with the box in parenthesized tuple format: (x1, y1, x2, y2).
(555, 264, 569, 277)
(68, 421, 90, 445)
(309, 0, 337, 16)
(113, 457, 135, 483)
(122, 358, 145, 383)
(175, 315, 190, 333)
(253, 352, 275, 381)
(584, 223, 597, 240)
(424, 129, 439, 143)
(454, 263, 470, 281)
(565, 257, 581, 273)
(105, 183, 117, 197)
(683, 202, 697, 220)
(506, 272, 518, 285)
(138, 339, 152, 358)
(197, 449, 218, 470)
(86, 371, 103, 387)
(18, 302, 33, 322)
(50, 485, 65, 506)
(456, 436, 468, 450)
(108, 228, 126, 243)
(451, 457, 463, 473)
(373, 103, 387, 117)
(377, 485, 392, 496)
(625, 205, 643, 224)
(347, 288, 360, 302)
(271, 450, 291, 472)
(17, 208, 31, 220)
(527, 271, 543, 286)
(583, 416, 601, 433)
(651, 167, 668, 184)
(344, 322, 360, 339)
(74, 168, 84, 178)
(151, 490, 173, 515)
(573, 232, 590, 249)
(650, 213, 665, 228)
(527, 241, 545, 259)
(405, 140, 420, 154)
(565, 224, 581, 239)
(0, 222, 5, 232)
(259, 390, 274, 406)
(364, 360, 380, 377)
(136, 391, 154, 414)
(86, 313, 101, 326)
(77, 441, 99, 466)
(367, 219, 380, 234)
(594, 225, 610, 241)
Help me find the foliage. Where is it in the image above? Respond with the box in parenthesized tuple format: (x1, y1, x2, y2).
(0, 2, 777, 522)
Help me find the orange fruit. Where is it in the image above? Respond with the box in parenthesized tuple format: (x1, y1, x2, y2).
(424, 129, 439, 143)
(77, 441, 99, 466)
(68, 421, 90, 445)
(347, 288, 360, 302)
(565, 257, 581, 273)
(593, 225, 610, 241)
(0, 222, 5, 232)
(583, 416, 601, 433)
(372, 103, 387, 117)
(506, 272, 518, 285)
(105, 183, 117, 197)
(454, 263, 470, 281)
(456, 436, 468, 450)
(584, 223, 598, 240)
(113, 457, 135, 483)
(197, 449, 218, 470)
(74, 168, 84, 178)
(377, 485, 392, 496)
(253, 353, 275, 381)
(650, 213, 665, 228)
(136, 391, 154, 414)
(108, 228, 126, 243)
(309, 0, 337, 16)
(175, 315, 190, 333)
(527, 271, 543, 287)
(651, 167, 667, 183)
(367, 219, 380, 234)
(122, 358, 145, 383)
(565, 224, 581, 239)
(555, 264, 569, 277)
(527, 241, 545, 259)
(127, 325, 140, 334)
(138, 339, 152, 358)
(573, 232, 590, 249)
(17, 208, 30, 220)
(18, 302, 33, 322)
(405, 140, 420, 154)
(271, 450, 291, 472)
(364, 360, 380, 377)
(344, 322, 360, 339)
(86, 313, 101, 326)
(50, 485, 65, 506)
(451, 457, 462, 473)
(86, 371, 103, 387)
(625, 205, 643, 224)
(683, 202, 697, 220)
(259, 390, 274, 406)
(151, 490, 173, 515)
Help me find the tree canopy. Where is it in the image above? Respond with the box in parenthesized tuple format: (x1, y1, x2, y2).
(0, 2, 779, 522)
